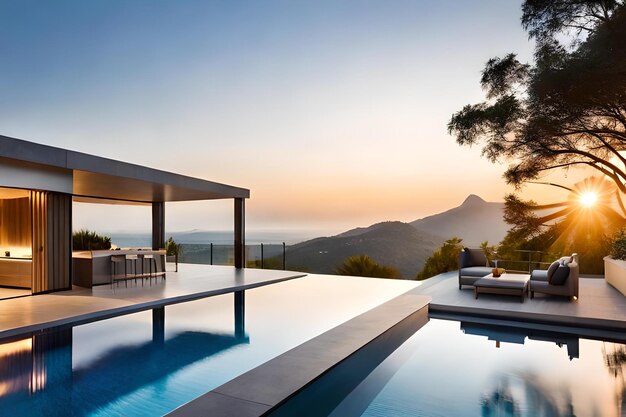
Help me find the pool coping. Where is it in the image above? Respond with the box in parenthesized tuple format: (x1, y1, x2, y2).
(166, 290, 431, 417)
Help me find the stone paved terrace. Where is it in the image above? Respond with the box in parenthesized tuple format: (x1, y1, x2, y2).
(0, 264, 306, 340)
(415, 271, 626, 339)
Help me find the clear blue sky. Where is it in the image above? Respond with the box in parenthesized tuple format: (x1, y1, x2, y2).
(0, 0, 536, 233)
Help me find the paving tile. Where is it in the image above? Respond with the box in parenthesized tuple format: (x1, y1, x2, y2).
(423, 272, 626, 329)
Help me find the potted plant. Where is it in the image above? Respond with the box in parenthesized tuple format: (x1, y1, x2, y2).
(604, 229, 626, 297)
(165, 237, 182, 272)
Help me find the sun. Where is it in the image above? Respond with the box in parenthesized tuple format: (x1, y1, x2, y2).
(580, 191, 598, 208)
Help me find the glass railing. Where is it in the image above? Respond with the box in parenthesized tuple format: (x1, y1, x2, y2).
(179, 243, 287, 270)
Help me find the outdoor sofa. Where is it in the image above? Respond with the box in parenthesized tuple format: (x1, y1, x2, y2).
(458, 248, 493, 289)
(530, 253, 579, 299)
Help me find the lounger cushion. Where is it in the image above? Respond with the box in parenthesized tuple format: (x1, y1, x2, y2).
(460, 266, 493, 277)
(549, 264, 570, 285)
(530, 269, 549, 282)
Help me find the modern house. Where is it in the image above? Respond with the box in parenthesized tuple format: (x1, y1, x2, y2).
(0, 135, 249, 298)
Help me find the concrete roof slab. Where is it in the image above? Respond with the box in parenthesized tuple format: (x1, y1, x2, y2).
(0, 135, 249, 202)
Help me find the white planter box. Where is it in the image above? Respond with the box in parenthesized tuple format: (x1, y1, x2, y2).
(603, 256, 626, 297)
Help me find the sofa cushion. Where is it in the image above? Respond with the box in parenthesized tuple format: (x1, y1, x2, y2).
(464, 248, 487, 267)
(547, 260, 560, 279)
(549, 264, 570, 285)
(460, 266, 493, 277)
(531, 269, 549, 282)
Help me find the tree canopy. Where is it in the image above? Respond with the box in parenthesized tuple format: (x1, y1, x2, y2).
(336, 255, 402, 279)
(416, 237, 464, 280)
(449, 1, 626, 198)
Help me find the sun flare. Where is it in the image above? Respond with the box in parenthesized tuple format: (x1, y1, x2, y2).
(580, 191, 598, 208)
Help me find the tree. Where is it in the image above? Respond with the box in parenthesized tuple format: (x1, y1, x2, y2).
(165, 237, 183, 272)
(448, 1, 626, 210)
(336, 255, 402, 279)
(496, 176, 619, 273)
(416, 237, 464, 280)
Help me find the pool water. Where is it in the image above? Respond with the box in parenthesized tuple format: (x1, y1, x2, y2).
(0, 275, 417, 417)
(326, 318, 625, 417)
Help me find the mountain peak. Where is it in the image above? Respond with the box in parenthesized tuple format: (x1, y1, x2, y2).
(462, 194, 486, 206)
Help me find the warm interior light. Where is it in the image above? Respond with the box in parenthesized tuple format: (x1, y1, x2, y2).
(580, 191, 598, 208)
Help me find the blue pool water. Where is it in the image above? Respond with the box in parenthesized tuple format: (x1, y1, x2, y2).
(0, 275, 417, 416)
(279, 318, 625, 417)
(2, 274, 624, 417)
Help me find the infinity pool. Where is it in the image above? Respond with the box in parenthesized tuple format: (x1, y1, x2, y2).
(0, 275, 417, 417)
(2, 274, 624, 417)
(272, 318, 626, 417)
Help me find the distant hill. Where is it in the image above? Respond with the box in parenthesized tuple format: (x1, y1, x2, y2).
(410, 194, 508, 246)
(285, 221, 443, 278)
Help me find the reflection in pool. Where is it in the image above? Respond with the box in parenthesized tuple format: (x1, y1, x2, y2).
(312, 319, 625, 417)
(0, 275, 417, 416)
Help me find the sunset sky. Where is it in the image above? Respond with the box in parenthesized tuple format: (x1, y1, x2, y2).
(0, 0, 576, 234)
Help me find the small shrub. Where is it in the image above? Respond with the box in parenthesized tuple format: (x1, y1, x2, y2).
(610, 229, 626, 261)
(336, 255, 402, 279)
(73, 229, 112, 251)
(165, 237, 183, 257)
(417, 237, 464, 280)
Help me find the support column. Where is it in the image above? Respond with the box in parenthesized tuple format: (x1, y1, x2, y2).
(234, 198, 245, 269)
(153, 306, 165, 345)
(234, 290, 245, 338)
(152, 202, 165, 250)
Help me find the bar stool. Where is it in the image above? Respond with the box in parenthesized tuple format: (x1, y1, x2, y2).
(138, 254, 156, 285)
(125, 254, 139, 285)
(110, 255, 127, 288)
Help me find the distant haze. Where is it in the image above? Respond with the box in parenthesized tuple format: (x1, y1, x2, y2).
(411, 194, 508, 246)
(2, 1, 584, 233)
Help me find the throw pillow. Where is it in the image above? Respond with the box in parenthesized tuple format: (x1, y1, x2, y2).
(546, 260, 560, 279)
(465, 248, 488, 267)
(550, 264, 570, 285)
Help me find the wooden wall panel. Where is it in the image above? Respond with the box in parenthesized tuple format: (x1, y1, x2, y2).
(0, 196, 31, 252)
(31, 191, 71, 293)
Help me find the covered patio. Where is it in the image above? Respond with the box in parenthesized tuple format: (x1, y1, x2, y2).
(0, 134, 250, 296)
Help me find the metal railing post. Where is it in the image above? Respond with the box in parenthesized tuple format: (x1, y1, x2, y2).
(210, 243, 213, 265)
(282, 242, 286, 270)
(261, 243, 264, 269)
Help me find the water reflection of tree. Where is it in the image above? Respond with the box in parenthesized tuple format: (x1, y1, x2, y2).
(481, 380, 520, 417)
(481, 373, 578, 417)
(603, 343, 626, 416)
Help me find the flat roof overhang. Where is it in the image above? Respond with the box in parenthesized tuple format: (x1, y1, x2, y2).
(0, 135, 249, 203)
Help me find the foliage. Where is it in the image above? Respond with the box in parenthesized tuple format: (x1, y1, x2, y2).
(449, 0, 626, 274)
(416, 237, 464, 280)
(497, 178, 617, 273)
(72, 229, 111, 251)
(336, 255, 402, 279)
(165, 237, 183, 257)
(247, 256, 283, 270)
(609, 228, 626, 260)
(448, 1, 626, 197)
(480, 241, 497, 266)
